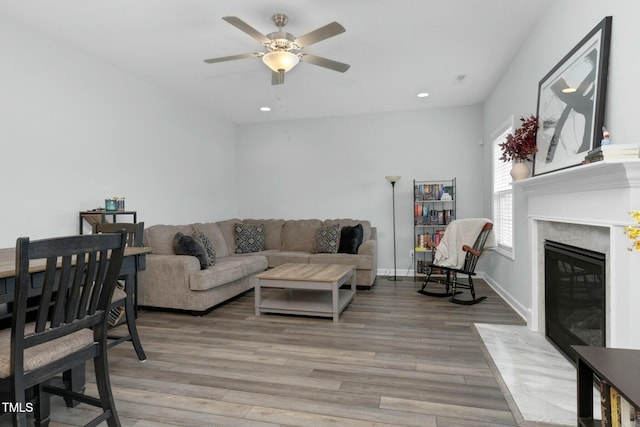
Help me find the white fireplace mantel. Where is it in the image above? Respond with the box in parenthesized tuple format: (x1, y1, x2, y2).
(516, 159, 640, 196)
(513, 159, 640, 194)
(513, 159, 640, 349)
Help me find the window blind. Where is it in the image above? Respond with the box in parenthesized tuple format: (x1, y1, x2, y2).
(493, 128, 513, 249)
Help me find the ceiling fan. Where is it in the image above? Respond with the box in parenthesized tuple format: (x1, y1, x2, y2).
(204, 13, 350, 85)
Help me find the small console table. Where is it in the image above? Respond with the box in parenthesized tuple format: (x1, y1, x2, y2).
(574, 345, 640, 426)
(79, 210, 137, 234)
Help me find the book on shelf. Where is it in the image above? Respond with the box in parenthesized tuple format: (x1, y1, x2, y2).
(620, 395, 637, 427)
(584, 143, 640, 163)
(611, 387, 622, 427)
(415, 183, 449, 201)
(601, 379, 612, 426)
(415, 233, 431, 249)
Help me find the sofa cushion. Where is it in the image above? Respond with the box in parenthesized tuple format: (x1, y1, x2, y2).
(309, 253, 373, 270)
(193, 228, 216, 265)
(338, 224, 364, 254)
(216, 219, 242, 255)
(144, 224, 194, 255)
(313, 224, 340, 254)
(281, 219, 323, 252)
(235, 223, 265, 253)
(264, 251, 311, 268)
(174, 232, 209, 269)
(243, 219, 284, 250)
(188, 255, 267, 291)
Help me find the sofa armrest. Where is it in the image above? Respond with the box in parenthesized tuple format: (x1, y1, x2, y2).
(358, 239, 376, 256)
(138, 254, 201, 305)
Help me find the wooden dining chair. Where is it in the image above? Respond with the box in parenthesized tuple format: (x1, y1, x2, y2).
(0, 231, 126, 426)
(95, 222, 147, 361)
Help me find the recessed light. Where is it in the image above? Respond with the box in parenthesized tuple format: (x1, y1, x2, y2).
(417, 92, 430, 98)
(259, 106, 271, 112)
(561, 87, 577, 94)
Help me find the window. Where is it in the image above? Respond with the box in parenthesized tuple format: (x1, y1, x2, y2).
(493, 122, 514, 257)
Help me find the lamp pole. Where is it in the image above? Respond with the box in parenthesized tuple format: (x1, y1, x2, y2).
(385, 176, 401, 281)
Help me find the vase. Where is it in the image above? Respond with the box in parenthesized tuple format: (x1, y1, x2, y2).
(510, 161, 530, 181)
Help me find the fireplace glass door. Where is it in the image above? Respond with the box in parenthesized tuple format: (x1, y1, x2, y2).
(544, 240, 605, 363)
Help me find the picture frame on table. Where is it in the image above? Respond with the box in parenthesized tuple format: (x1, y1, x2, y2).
(533, 16, 612, 176)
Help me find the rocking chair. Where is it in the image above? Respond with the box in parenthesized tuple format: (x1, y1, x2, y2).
(418, 221, 493, 305)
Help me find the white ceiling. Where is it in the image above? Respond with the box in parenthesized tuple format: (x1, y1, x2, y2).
(1, 0, 553, 124)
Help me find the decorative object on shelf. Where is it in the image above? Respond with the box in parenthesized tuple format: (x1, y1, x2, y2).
(624, 210, 640, 251)
(533, 16, 612, 176)
(499, 115, 539, 162)
(510, 160, 531, 181)
(105, 198, 118, 211)
(499, 115, 538, 181)
(601, 126, 610, 145)
(385, 175, 401, 281)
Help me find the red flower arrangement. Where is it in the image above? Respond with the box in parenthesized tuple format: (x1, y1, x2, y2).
(499, 115, 539, 162)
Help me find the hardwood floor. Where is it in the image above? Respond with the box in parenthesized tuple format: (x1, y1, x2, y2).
(49, 277, 525, 427)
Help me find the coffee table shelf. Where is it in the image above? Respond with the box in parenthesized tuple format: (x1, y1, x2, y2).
(254, 263, 356, 323)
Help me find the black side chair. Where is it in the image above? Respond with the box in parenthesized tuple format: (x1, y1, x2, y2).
(418, 222, 493, 305)
(0, 231, 126, 427)
(95, 222, 146, 361)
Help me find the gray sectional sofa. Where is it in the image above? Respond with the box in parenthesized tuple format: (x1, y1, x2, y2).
(138, 218, 377, 314)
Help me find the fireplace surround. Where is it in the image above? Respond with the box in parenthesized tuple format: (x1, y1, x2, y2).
(515, 160, 640, 350)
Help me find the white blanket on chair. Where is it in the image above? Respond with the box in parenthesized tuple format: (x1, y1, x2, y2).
(433, 218, 496, 269)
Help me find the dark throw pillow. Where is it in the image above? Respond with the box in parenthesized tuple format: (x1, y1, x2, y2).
(314, 224, 340, 254)
(235, 223, 265, 253)
(174, 232, 209, 270)
(338, 224, 364, 254)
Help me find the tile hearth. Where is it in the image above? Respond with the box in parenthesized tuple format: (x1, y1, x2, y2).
(475, 323, 600, 426)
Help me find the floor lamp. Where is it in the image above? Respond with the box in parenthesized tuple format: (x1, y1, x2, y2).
(385, 176, 401, 281)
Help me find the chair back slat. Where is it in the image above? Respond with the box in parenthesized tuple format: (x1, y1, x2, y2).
(49, 255, 73, 328)
(13, 232, 127, 359)
(88, 249, 110, 314)
(77, 251, 97, 319)
(35, 258, 58, 333)
(66, 254, 86, 324)
(462, 223, 493, 273)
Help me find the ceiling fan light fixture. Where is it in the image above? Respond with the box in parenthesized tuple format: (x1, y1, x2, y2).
(262, 51, 299, 73)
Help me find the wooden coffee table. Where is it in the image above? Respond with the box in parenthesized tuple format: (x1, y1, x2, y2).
(254, 263, 356, 323)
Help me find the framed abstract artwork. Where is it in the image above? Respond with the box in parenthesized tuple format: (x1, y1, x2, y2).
(533, 16, 612, 176)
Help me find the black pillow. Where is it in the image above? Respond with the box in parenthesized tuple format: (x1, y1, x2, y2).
(338, 224, 364, 254)
(174, 232, 209, 270)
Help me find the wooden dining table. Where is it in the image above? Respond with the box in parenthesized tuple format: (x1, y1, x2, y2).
(0, 244, 151, 406)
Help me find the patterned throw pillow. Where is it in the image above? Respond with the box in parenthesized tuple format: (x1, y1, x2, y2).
(235, 223, 265, 253)
(314, 224, 340, 253)
(193, 228, 216, 265)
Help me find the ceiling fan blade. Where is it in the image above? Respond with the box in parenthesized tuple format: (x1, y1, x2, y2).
(222, 16, 270, 44)
(272, 71, 285, 85)
(203, 52, 261, 64)
(295, 22, 345, 47)
(300, 54, 350, 73)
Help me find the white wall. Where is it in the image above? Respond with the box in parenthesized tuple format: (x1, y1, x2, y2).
(482, 0, 640, 318)
(236, 105, 485, 275)
(0, 15, 239, 247)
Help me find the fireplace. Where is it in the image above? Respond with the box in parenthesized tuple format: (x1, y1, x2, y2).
(544, 240, 606, 362)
